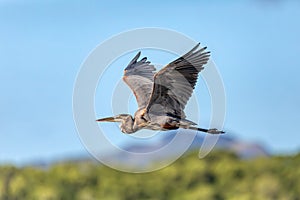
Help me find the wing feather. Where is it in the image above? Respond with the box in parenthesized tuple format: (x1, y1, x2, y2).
(123, 52, 156, 109)
(146, 43, 210, 119)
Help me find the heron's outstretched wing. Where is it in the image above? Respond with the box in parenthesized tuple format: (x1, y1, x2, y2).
(146, 43, 210, 119)
(123, 52, 156, 109)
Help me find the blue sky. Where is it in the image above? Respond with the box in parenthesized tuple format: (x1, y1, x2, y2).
(1, 0, 300, 164)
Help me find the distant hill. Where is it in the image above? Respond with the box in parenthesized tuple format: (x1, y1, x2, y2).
(25, 132, 270, 168)
(99, 132, 270, 167)
(131, 132, 270, 158)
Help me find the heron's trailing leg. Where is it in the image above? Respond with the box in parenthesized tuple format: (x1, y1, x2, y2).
(207, 128, 225, 134)
(188, 127, 225, 134)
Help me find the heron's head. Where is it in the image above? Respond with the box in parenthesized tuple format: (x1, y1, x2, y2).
(96, 114, 135, 134)
(96, 114, 131, 123)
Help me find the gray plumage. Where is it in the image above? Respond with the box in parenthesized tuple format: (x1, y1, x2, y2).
(97, 43, 224, 134)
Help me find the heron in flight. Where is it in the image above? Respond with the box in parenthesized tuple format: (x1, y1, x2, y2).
(97, 43, 224, 134)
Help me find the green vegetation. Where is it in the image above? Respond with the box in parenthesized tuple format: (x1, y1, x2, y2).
(1, 151, 300, 200)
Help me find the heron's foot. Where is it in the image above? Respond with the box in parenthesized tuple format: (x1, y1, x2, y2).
(207, 128, 225, 134)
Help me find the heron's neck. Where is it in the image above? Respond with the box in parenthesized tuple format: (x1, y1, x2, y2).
(120, 115, 136, 134)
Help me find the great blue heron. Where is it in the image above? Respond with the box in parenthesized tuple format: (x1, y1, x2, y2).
(97, 43, 224, 134)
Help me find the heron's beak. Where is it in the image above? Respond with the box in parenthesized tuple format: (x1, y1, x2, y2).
(96, 117, 118, 122)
